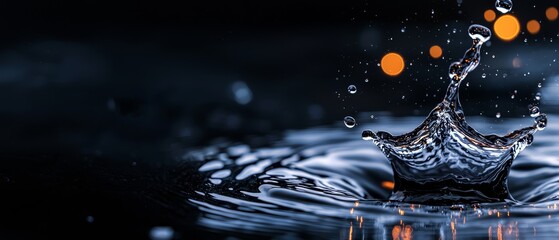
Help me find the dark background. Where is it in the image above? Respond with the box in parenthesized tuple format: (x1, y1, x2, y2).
(0, 0, 557, 238)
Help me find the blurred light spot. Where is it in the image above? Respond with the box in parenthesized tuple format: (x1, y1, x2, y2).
(512, 57, 522, 68)
(150, 226, 174, 240)
(526, 20, 541, 34)
(484, 9, 496, 22)
(231, 81, 253, 105)
(86, 216, 94, 223)
(380, 52, 404, 76)
(429, 45, 443, 59)
(381, 181, 395, 190)
(546, 7, 558, 21)
(494, 15, 520, 41)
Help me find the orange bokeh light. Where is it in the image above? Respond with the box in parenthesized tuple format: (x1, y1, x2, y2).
(484, 9, 496, 22)
(381, 181, 395, 190)
(546, 7, 558, 21)
(380, 53, 405, 76)
(429, 45, 443, 59)
(526, 20, 541, 34)
(494, 15, 520, 41)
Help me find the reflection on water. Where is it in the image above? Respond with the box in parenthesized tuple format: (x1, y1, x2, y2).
(168, 115, 559, 239)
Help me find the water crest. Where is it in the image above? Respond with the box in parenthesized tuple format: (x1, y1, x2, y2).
(363, 24, 547, 203)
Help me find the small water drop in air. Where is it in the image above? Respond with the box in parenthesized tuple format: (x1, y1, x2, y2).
(495, 0, 513, 13)
(348, 85, 357, 94)
(482, 73, 487, 78)
(535, 114, 547, 130)
(344, 116, 356, 128)
(529, 106, 540, 117)
(535, 92, 541, 101)
(496, 112, 501, 118)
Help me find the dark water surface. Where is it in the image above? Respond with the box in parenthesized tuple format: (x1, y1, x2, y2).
(167, 114, 559, 239)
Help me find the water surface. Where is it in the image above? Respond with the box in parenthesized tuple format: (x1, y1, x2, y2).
(169, 114, 559, 239)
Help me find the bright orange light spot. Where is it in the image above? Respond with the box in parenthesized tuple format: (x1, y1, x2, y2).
(546, 7, 558, 21)
(526, 20, 541, 34)
(484, 9, 496, 22)
(382, 181, 395, 190)
(429, 45, 443, 59)
(494, 15, 520, 41)
(380, 53, 405, 76)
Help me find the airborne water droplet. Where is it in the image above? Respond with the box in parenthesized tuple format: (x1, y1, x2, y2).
(344, 116, 356, 128)
(482, 73, 487, 78)
(535, 114, 547, 130)
(495, 0, 513, 13)
(496, 112, 501, 118)
(530, 106, 540, 117)
(348, 85, 357, 94)
(535, 92, 542, 101)
(538, 83, 542, 88)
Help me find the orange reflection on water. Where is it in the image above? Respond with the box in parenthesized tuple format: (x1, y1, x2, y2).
(451, 221, 456, 240)
(392, 224, 413, 240)
(382, 181, 395, 190)
(349, 223, 353, 240)
(497, 224, 503, 240)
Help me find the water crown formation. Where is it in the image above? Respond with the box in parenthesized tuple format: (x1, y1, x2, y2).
(362, 24, 548, 203)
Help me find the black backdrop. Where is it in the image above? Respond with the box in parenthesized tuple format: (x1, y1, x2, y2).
(0, 0, 557, 238)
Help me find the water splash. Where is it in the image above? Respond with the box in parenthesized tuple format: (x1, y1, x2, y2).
(363, 24, 547, 204)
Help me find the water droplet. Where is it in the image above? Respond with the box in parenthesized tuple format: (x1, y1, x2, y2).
(468, 24, 492, 43)
(344, 116, 356, 128)
(495, 0, 513, 13)
(538, 82, 542, 88)
(348, 85, 357, 94)
(529, 106, 540, 117)
(362, 130, 376, 140)
(535, 92, 541, 101)
(370, 114, 375, 119)
(496, 112, 501, 118)
(482, 73, 487, 78)
(535, 114, 547, 130)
